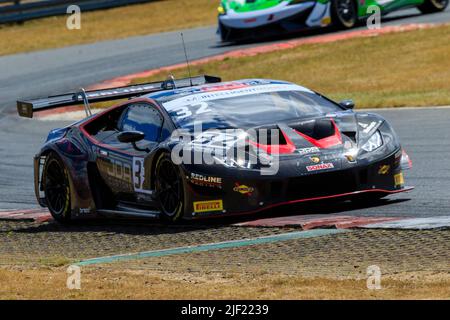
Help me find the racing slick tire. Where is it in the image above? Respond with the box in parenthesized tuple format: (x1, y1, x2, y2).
(155, 153, 185, 222)
(331, 0, 358, 29)
(42, 153, 72, 223)
(418, 0, 449, 13)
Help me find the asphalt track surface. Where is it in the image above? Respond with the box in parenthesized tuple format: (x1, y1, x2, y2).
(0, 7, 449, 219)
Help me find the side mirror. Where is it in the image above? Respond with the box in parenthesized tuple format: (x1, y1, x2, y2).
(117, 131, 150, 152)
(339, 99, 355, 110)
(117, 131, 145, 143)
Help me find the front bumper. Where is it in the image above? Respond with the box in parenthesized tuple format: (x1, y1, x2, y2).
(34, 154, 47, 207)
(186, 149, 413, 219)
(218, 1, 331, 42)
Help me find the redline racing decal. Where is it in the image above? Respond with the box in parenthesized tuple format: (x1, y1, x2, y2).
(190, 173, 223, 188)
(306, 163, 334, 172)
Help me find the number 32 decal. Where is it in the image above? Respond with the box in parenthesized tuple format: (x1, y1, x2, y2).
(173, 102, 211, 120)
(132, 157, 152, 194)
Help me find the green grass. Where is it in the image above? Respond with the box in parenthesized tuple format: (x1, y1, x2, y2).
(132, 24, 450, 109)
(0, 0, 217, 56)
(1, 267, 449, 299)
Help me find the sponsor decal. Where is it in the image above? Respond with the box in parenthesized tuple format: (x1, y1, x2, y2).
(310, 156, 321, 164)
(378, 165, 390, 175)
(164, 84, 312, 111)
(190, 173, 222, 188)
(297, 147, 320, 156)
(190, 131, 239, 149)
(233, 183, 254, 195)
(244, 18, 257, 23)
(193, 200, 223, 213)
(306, 163, 334, 172)
(376, 0, 396, 5)
(321, 16, 331, 26)
(200, 83, 248, 92)
(345, 154, 356, 163)
(98, 157, 132, 188)
(394, 173, 404, 186)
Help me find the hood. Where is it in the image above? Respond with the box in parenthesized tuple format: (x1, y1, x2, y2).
(171, 111, 399, 176)
(177, 111, 388, 156)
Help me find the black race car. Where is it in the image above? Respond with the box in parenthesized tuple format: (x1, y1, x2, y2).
(17, 75, 413, 223)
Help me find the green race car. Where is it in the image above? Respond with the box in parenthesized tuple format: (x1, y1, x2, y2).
(217, 0, 448, 41)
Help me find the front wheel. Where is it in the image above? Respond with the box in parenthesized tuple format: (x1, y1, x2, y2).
(331, 0, 358, 29)
(43, 153, 72, 223)
(155, 154, 185, 222)
(418, 0, 449, 13)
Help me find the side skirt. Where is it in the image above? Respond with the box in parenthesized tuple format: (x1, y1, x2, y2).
(97, 207, 160, 219)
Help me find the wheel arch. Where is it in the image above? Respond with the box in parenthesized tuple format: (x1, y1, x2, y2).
(150, 146, 193, 220)
(39, 142, 97, 218)
(149, 147, 173, 190)
(330, 0, 359, 28)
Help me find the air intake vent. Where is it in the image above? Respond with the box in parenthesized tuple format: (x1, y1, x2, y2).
(249, 125, 288, 145)
(248, 126, 295, 154)
(290, 119, 335, 140)
(291, 119, 342, 149)
(342, 131, 357, 143)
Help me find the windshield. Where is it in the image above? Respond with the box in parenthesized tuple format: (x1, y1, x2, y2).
(163, 86, 343, 131)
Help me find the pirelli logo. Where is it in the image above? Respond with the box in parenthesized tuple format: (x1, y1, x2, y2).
(193, 200, 223, 213)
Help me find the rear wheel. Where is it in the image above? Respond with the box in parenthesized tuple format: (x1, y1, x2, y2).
(331, 0, 358, 29)
(155, 154, 185, 222)
(43, 154, 72, 223)
(418, 0, 448, 13)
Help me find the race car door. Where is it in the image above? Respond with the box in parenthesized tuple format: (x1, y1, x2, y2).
(95, 102, 164, 203)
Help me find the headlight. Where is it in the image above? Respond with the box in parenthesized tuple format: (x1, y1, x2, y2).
(218, 5, 226, 15)
(213, 148, 273, 170)
(361, 131, 383, 152)
(213, 153, 257, 169)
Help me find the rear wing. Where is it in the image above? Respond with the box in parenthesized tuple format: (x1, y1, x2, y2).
(17, 75, 221, 118)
